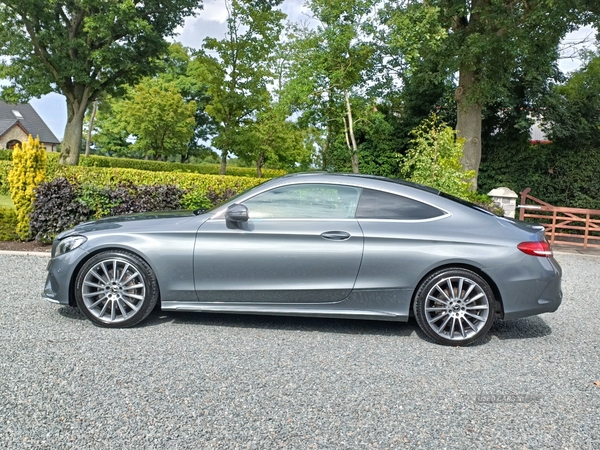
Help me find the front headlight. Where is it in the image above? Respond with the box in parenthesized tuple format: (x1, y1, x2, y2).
(55, 235, 87, 257)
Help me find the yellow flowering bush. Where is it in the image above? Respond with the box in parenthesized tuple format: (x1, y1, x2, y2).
(8, 135, 47, 240)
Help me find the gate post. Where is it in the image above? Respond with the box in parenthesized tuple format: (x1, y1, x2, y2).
(488, 187, 518, 218)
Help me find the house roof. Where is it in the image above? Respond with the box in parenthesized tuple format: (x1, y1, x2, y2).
(0, 101, 60, 144)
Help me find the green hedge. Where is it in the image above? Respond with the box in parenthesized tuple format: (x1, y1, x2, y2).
(0, 207, 18, 241)
(1, 151, 286, 178)
(1, 161, 269, 199)
(0, 161, 11, 195)
(53, 165, 266, 192)
(0, 150, 11, 161)
(0, 153, 279, 197)
(479, 142, 600, 210)
(78, 154, 286, 178)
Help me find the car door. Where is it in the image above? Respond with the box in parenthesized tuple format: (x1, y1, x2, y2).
(193, 183, 364, 303)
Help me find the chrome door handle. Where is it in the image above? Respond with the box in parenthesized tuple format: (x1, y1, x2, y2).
(321, 231, 351, 241)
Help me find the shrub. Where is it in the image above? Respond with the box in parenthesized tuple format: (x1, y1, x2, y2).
(77, 154, 286, 178)
(8, 136, 47, 240)
(0, 207, 18, 241)
(181, 186, 239, 210)
(29, 172, 262, 241)
(0, 150, 12, 161)
(78, 183, 185, 218)
(400, 115, 475, 200)
(0, 161, 11, 195)
(52, 165, 266, 200)
(479, 141, 600, 210)
(30, 178, 91, 243)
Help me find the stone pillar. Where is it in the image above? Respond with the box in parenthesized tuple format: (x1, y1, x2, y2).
(487, 187, 518, 218)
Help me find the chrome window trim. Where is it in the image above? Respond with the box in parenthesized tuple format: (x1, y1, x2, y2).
(209, 179, 452, 221)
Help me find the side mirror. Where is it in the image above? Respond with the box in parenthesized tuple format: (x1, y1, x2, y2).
(225, 203, 249, 223)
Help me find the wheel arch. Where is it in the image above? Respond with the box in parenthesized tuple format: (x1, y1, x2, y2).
(68, 247, 162, 307)
(409, 263, 504, 319)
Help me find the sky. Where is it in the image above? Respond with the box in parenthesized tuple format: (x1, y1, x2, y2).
(23, 1, 598, 141)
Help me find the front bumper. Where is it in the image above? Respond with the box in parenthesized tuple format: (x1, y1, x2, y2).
(42, 247, 88, 306)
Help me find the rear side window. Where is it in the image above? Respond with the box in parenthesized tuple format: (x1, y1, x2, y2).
(356, 189, 445, 220)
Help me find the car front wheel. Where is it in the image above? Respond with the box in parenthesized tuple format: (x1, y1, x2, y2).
(75, 251, 159, 328)
(414, 268, 496, 346)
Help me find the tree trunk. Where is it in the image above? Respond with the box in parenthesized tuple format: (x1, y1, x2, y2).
(60, 97, 89, 165)
(220, 151, 228, 175)
(344, 91, 359, 174)
(256, 153, 264, 178)
(84, 100, 98, 157)
(455, 66, 482, 189)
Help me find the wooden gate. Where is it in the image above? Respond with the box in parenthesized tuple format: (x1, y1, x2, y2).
(518, 188, 600, 249)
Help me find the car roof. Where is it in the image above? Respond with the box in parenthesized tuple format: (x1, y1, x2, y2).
(280, 172, 441, 195)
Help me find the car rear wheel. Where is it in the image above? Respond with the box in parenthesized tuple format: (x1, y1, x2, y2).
(414, 268, 496, 346)
(75, 251, 159, 328)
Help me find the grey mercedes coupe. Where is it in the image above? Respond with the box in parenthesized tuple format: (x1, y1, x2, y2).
(43, 173, 562, 346)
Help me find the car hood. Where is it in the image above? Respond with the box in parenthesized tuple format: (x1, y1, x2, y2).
(57, 210, 202, 239)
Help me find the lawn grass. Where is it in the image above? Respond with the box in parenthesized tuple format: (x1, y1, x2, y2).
(0, 195, 14, 208)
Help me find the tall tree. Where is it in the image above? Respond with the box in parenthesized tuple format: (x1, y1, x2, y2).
(284, 0, 378, 173)
(194, 0, 285, 174)
(543, 51, 600, 150)
(120, 78, 197, 160)
(386, 0, 598, 188)
(158, 44, 214, 162)
(233, 104, 310, 177)
(0, 0, 200, 165)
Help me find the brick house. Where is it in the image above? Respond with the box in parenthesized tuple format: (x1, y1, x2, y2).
(0, 101, 60, 152)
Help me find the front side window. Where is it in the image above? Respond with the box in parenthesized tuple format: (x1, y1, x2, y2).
(243, 184, 361, 219)
(356, 188, 445, 220)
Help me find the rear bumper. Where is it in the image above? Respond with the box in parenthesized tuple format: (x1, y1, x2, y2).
(488, 256, 562, 320)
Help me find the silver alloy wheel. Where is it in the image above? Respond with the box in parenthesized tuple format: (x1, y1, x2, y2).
(423, 276, 490, 341)
(81, 258, 147, 324)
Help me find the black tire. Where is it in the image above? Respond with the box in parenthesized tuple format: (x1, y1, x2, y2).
(413, 268, 496, 346)
(74, 250, 159, 328)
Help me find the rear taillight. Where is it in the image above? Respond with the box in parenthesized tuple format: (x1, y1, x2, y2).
(517, 241, 553, 257)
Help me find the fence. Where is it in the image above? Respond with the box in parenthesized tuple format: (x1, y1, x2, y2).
(518, 188, 600, 249)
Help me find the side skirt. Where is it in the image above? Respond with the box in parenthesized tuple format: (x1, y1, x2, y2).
(161, 289, 413, 323)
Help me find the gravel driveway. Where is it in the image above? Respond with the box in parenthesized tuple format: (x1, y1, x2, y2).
(0, 252, 598, 449)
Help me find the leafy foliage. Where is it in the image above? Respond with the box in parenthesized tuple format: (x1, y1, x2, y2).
(0, 207, 18, 241)
(385, 0, 596, 186)
(8, 136, 47, 240)
(0, 0, 200, 165)
(543, 53, 600, 153)
(30, 173, 262, 242)
(76, 154, 285, 178)
(120, 78, 197, 160)
(284, 0, 378, 172)
(0, 161, 11, 195)
(197, 0, 286, 173)
(30, 178, 91, 244)
(400, 115, 474, 199)
(78, 183, 184, 218)
(91, 44, 214, 162)
(233, 106, 311, 177)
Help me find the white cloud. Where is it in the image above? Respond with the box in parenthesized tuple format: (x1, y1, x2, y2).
(559, 26, 597, 74)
